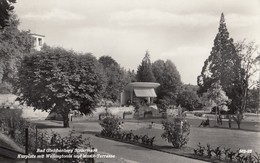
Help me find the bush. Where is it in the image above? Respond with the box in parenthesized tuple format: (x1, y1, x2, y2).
(98, 112, 113, 120)
(0, 106, 50, 153)
(194, 112, 203, 117)
(0, 82, 13, 94)
(193, 143, 260, 163)
(100, 116, 120, 136)
(161, 117, 190, 148)
(43, 130, 93, 163)
(123, 111, 132, 119)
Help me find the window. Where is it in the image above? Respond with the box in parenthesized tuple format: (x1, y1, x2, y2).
(38, 38, 42, 46)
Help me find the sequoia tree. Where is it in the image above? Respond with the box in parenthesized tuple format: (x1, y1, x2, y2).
(15, 47, 106, 127)
(197, 13, 239, 113)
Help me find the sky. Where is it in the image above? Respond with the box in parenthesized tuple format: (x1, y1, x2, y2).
(14, 0, 260, 84)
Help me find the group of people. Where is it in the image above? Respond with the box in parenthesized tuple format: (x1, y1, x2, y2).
(199, 114, 223, 127)
(199, 117, 210, 127)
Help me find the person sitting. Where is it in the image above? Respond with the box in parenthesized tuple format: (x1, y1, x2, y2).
(50, 134, 57, 147)
(148, 121, 154, 129)
(199, 117, 210, 127)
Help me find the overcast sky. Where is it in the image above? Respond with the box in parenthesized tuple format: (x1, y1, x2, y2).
(14, 0, 260, 84)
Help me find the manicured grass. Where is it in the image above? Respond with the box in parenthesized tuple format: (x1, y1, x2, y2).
(123, 122, 260, 154)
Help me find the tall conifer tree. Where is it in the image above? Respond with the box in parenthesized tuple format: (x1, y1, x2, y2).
(197, 13, 239, 113)
(136, 51, 156, 82)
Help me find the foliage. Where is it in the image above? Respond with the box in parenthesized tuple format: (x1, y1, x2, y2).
(194, 112, 203, 117)
(98, 112, 113, 120)
(123, 69, 137, 83)
(99, 56, 125, 102)
(0, 105, 50, 153)
(202, 81, 230, 110)
(193, 143, 205, 156)
(193, 143, 258, 163)
(38, 130, 94, 163)
(136, 51, 156, 82)
(197, 13, 239, 114)
(152, 59, 182, 110)
(0, 82, 13, 93)
(99, 55, 119, 69)
(232, 40, 260, 128)
(176, 84, 201, 111)
(123, 111, 132, 119)
(246, 88, 259, 113)
(100, 116, 120, 136)
(152, 59, 165, 84)
(0, 14, 34, 85)
(100, 129, 156, 146)
(0, 0, 16, 29)
(161, 117, 190, 148)
(0, 106, 28, 140)
(15, 47, 105, 127)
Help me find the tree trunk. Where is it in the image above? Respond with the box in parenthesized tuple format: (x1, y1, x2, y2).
(237, 121, 241, 129)
(62, 113, 70, 128)
(228, 115, 232, 128)
(233, 113, 242, 129)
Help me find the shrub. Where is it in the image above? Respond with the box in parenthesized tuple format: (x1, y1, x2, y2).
(194, 112, 203, 117)
(161, 117, 190, 148)
(0, 82, 13, 93)
(0, 106, 50, 153)
(45, 130, 93, 163)
(123, 111, 132, 119)
(98, 112, 113, 120)
(100, 116, 120, 136)
(132, 99, 141, 113)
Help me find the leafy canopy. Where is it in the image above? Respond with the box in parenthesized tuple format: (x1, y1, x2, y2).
(15, 47, 105, 126)
(98, 55, 125, 102)
(0, 14, 34, 84)
(152, 59, 182, 110)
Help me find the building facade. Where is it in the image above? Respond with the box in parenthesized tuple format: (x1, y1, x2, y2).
(31, 33, 45, 51)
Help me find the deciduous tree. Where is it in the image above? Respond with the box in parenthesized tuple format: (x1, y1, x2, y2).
(152, 59, 182, 110)
(232, 40, 260, 128)
(98, 56, 125, 102)
(176, 84, 201, 111)
(15, 47, 105, 127)
(0, 14, 34, 90)
(202, 81, 231, 126)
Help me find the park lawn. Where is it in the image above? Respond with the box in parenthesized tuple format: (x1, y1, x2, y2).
(127, 123, 260, 154)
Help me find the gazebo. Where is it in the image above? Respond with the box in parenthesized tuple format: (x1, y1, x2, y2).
(120, 82, 160, 106)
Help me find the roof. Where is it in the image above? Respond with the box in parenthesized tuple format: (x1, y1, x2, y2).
(31, 33, 45, 37)
(124, 82, 160, 91)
